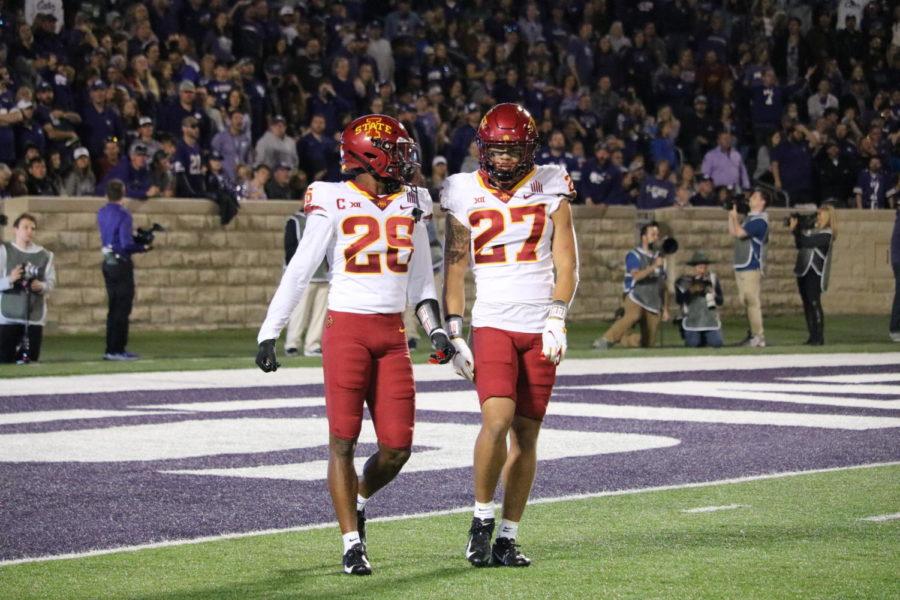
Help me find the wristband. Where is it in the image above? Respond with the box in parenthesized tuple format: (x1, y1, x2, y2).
(445, 314, 464, 338)
(548, 300, 567, 321)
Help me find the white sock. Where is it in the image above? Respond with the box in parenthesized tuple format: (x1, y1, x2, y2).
(474, 501, 494, 521)
(356, 494, 368, 512)
(497, 519, 519, 540)
(342, 531, 361, 553)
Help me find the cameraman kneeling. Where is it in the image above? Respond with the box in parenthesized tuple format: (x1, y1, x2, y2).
(0, 213, 56, 362)
(675, 251, 723, 348)
(790, 206, 835, 345)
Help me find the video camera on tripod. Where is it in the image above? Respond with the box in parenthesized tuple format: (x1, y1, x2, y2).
(134, 223, 166, 247)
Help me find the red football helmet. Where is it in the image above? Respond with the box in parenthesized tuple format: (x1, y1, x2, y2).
(340, 114, 420, 185)
(476, 103, 538, 185)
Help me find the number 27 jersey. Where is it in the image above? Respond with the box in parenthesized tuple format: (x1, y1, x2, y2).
(440, 165, 574, 333)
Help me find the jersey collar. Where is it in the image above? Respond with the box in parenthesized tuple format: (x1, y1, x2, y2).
(476, 168, 537, 203)
(346, 180, 405, 210)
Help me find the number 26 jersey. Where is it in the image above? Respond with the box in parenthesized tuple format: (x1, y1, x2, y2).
(440, 165, 574, 333)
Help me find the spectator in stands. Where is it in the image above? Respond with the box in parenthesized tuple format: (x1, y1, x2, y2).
(265, 163, 294, 200)
(14, 100, 46, 158)
(33, 83, 80, 153)
(149, 150, 175, 199)
(702, 131, 750, 191)
(0, 164, 10, 198)
(680, 95, 718, 166)
(750, 70, 784, 146)
(25, 157, 59, 196)
(637, 160, 676, 209)
(254, 114, 297, 171)
(62, 147, 96, 197)
(81, 80, 124, 158)
(427, 155, 448, 201)
(0, 67, 24, 167)
(771, 125, 815, 206)
(807, 80, 839, 122)
(297, 113, 338, 182)
(97, 143, 154, 200)
(690, 174, 718, 207)
(241, 164, 269, 201)
(854, 157, 895, 210)
(815, 141, 855, 207)
(173, 116, 205, 198)
(211, 110, 251, 181)
(131, 116, 161, 159)
(160, 80, 210, 148)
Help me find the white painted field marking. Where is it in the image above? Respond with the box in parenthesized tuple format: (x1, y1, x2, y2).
(858, 512, 900, 522)
(165, 423, 678, 481)
(681, 504, 749, 514)
(575, 381, 900, 410)
(787, 374, 900, 384)
(1, 461, 896, 567)
(131, 398, 326, 412)
(1, 353, 898, 397)
(0, 409, 175, 426)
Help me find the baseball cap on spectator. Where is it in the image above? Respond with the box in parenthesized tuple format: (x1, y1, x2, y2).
(427, 84, 443, 96)
(209, 150, 224, 161)
(73, 147, 90, 160)
(279, 5, 294, 16)
(16, 99, 33, 110)
(423, 45, 435, 55)
(432, 156, 447, 167)
(37, 81, 52, 92)
(178, 80, 196, 92)
(271, 114, 286, 124)
(138, 116, 153, 127)
(694, 95, 708, 104)
(466, 102, 479, 113)
(152, 150, 168, 163)
(697, 173, 713, 183)
(130, 143, 149, 156)
(90, 80, 107, 91)
(236, 57, 254, 67)
(275, 162, 291, 171)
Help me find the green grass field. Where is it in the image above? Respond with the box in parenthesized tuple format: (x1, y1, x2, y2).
(0, 314, 892, 378)
(2, 464, 897, 599)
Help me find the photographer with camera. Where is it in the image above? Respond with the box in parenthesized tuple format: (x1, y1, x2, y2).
(675, 252, 724, 348)
(593, 221, 670, 349)
(789, 206, 836, 345)
(96, 179, 151, 361)
(0, 213, 56, 363)
(728, 189, 769, 347)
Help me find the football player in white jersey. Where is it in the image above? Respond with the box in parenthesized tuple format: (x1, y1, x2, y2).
(441, 103, 579, 567)
(256, 114, 455, 575)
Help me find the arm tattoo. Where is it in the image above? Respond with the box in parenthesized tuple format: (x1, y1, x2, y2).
(444, 216, 471, 265)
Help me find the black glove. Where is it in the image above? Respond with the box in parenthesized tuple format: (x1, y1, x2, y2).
(256, 339, 280, 372)
(428, 328, 456, 365)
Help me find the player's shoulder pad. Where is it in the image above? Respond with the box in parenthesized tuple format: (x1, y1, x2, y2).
(440, 172, 472, 213)
(303, 181, 343, 217)
(534, 164, 576, 197)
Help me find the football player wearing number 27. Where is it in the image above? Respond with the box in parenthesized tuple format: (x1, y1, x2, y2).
(442, 103, 579, 568)
(255, 114, 456, 576)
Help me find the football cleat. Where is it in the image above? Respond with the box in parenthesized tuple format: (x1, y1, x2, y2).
(342, 542, 372, 575)
(357, 509, 367, 547)
(492, 537, 531, 567)
(465, 517, 495, 567)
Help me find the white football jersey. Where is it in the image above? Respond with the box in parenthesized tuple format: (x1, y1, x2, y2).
(441, 165, 575, 333)
(258, 181, 435, 343)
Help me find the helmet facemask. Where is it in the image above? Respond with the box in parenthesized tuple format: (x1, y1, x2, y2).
(478, 140, 533, 185)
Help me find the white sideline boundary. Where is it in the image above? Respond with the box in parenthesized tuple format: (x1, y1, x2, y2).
(2, 460, 897, 568)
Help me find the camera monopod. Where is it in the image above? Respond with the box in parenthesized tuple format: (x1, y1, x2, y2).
(14, 284, 32, 365)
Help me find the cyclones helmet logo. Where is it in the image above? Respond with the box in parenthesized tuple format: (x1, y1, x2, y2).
(354, 116, 394, 137)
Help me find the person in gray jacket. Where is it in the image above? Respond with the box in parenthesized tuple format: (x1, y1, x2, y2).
(61, 147, 97, 196)
(253, 114, 298, 171)
(675, 251, 724, 348)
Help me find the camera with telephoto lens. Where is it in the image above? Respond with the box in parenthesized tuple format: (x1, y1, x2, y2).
(723, 192, 750, 215)
(134, 223, 166, 246)
(658, 237, 679, 256)
(16, 262, 41, 290)
(782, 212, 817, 229)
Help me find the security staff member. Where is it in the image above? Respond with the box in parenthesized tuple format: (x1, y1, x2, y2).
(0, 213, 56, 362)
(675, 251, 724, 348)
(97, 180, 148, 361)
(790, 206, 836, 345)
(594, 221, 670, 349)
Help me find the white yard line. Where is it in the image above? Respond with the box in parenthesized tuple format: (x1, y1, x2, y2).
(681, 504, 750, 514)
(1, 353, 898, 397)
(858, 512, 900, 523)
(1, 461, 897, 567)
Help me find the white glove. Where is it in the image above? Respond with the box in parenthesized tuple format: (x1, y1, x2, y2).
(450, 337, 475, 381)
(541, 317, 567, 365)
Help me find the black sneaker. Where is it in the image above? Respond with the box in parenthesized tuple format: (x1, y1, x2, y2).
(492, 537, 531, 567)
(357, 509, 367, 547)
(465, 517, 495, 567)
(342, 542, 372, 575)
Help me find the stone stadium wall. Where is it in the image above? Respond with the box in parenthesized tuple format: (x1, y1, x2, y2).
(0, 197, 892, 333)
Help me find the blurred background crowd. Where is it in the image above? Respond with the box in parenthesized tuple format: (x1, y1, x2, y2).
(0, 0, 897, 211)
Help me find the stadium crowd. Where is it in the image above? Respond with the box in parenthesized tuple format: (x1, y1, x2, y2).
(0, 0, 897, 210)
